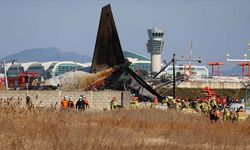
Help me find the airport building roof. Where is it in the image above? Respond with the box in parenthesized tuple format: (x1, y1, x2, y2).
(123, 51, 150, 61)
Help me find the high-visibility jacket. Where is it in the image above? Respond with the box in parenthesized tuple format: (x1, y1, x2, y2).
(83, 99, 90, 109)
(110, 100, 117, 110)
(61, 100, 68, 109)
(210, 99, 217, 109)
(130, 101, 139, 109)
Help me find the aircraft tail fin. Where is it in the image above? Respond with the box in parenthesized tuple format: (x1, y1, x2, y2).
(91, 4, 125, 73)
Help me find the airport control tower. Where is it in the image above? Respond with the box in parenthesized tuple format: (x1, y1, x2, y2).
(147, 28, 164, 75)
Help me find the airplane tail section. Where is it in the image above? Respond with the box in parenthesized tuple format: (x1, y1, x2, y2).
(90, 4, 164, 100)
(91, 4, 125, 73)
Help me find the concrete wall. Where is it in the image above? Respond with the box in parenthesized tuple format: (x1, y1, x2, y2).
(178, 81, 244, 89)
(0, 90, 133, 110)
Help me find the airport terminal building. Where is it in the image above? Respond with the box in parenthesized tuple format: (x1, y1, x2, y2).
(6, 61, 91, 79)
(3, 51, 208, 80)
(4, 51, 151, 79)
(124, 51, 151, 73)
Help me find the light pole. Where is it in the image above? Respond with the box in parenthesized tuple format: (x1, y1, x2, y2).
(173, 54, 176, 99)
(3, 61, 9, 91)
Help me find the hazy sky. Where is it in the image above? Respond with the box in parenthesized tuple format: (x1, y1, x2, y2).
(0, 0, 250, 70)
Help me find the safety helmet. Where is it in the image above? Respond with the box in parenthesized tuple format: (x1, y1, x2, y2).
(64, 95, 68, 99)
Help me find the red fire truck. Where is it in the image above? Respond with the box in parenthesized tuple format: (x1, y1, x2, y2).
(8, 72, 40, 90)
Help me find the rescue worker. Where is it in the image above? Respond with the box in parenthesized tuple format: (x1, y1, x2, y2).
(223, 107, 230, 121)
(175, 97, 182, 110)
(68, 96, 74, 109)
(197, 100, 209, 113)
(210, 96, 217, 110)
(221, 97, 227, 106)
(195, 101, 202, 113)
(214, 107, 220, 122)
(83, 96, 90, 110)
(61, 96, 69, 109)
(110, 96, 118, 110)
(181, 98, 189, 109)
(151, 96, 158, 108)
(26, 96, 34, 110)
(202, 102, 209, 113)
(162, 97, 168, 106)
(210, 106, 220, 124)
(130, 95, 139, 109)
(76, 96, 84, 110)
(167, 96, 174, 108)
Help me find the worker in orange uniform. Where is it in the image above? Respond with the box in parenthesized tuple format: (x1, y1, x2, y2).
(61, 96, 69, 109)
(83, 96, 90, 110)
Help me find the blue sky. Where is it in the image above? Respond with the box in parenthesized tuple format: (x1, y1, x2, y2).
(0, 0, 249, 70)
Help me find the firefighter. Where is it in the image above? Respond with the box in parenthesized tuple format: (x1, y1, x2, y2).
(162, 97, 168, 106)
(83, 96, 90, 110)
(68, 96, 74, 109)
(130, 95, 139, 109)
(202, 101, 209, 113)
(151, 96, 158, 108)
(196, 100, 209, 113)
(181, 98, 190, 109)
(210, 106, 220, 124)
(195, 101, 202, 113)
(210, 96, 217, 109)
(175, 97, 182, 110)
(76, 96, 84, 110)
(61, 96, 69, 109)
(223, 107, 230, 121)
(110, 96, 118, 110)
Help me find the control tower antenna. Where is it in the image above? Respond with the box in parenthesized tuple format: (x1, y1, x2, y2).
(189, 40, 193, 65)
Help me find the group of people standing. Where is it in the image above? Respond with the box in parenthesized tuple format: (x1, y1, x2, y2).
(110, 95, 142, 110)
(61, 95, 90, 110)
(164, 95, 247, 123)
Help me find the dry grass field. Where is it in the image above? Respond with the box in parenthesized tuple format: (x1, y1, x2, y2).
(0, 106, 250, 150)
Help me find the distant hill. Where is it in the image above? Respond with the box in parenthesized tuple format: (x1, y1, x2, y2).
(221, 66, 242, 76)
(0, 47, 91, 63)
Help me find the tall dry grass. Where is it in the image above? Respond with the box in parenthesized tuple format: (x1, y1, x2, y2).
(0, 105, 250, 150)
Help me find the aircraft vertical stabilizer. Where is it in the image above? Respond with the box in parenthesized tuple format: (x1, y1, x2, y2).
(91, 4, 125, 73)
(90, 4, 164, 100)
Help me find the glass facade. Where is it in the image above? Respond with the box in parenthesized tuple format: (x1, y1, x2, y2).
(123, 51, 151, 73)
(147, 28, 164, 54)
(54, 63, 83, 77)
(7, 65, 24, 77)
(45, 63, 57, 79)
(26, 64, 45, 76)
